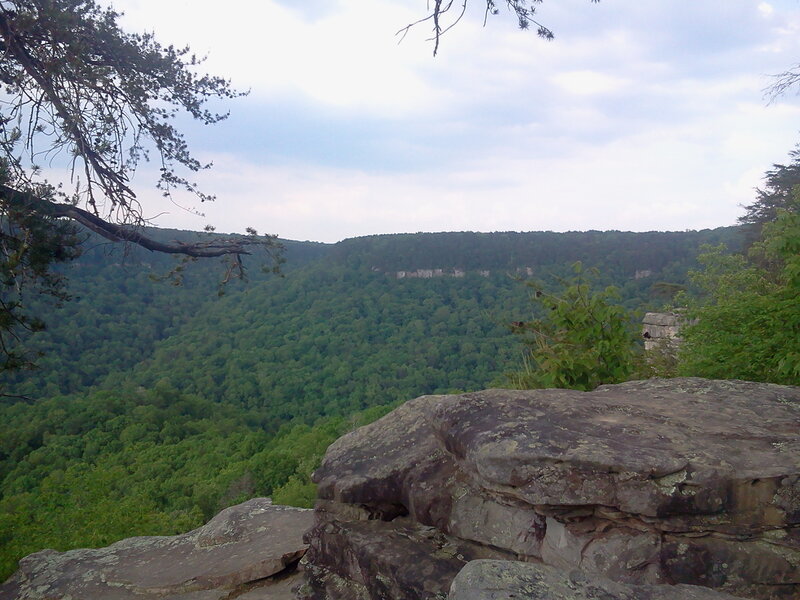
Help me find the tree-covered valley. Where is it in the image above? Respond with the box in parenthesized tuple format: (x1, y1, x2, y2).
(0, 225, 742, 578)
(2, 0, 800, 594)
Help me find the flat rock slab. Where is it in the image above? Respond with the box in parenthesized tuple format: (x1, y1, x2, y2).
(449, 560, 751, 600)
(1, 499, 313, 600)
(317, 379, 800, 529)
(428, 379, 800, 525)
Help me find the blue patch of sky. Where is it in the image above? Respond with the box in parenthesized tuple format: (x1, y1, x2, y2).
(181, 96, 518, 172)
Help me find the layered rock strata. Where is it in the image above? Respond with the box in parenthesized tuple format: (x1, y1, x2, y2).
(309, 378, 800, 600)
(642, 311, 684, 351)
(0, 499, 312, 600)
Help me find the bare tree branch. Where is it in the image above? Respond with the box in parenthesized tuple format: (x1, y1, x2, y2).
(765, 65, 800, 104)
(399, 0, 599, 55)
(1, 184, 278, 259)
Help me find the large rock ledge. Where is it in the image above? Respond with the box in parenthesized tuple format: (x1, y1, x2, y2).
(0, 499, 313, 600)
(311, 378, 800, 600)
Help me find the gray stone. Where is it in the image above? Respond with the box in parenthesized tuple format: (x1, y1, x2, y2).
(234, 568, 307, 600)
(643, 311, 682, 328)
(0, 499, 313, 600)
(448, 560, 751, 600)
(310, 379, 800, 599)
(642, 311, 684, 351)
(425, 380, 800, 527)
(315, 394, 453, 516)
(445, 485, 546, 558)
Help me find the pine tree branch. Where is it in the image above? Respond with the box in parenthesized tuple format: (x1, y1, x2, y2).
(1, 185, 268, 258)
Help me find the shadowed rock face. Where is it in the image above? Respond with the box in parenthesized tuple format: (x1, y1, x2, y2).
(0, 499, 313, 600)
(303, 513, 514, 600)
(310, 379, 800, 600)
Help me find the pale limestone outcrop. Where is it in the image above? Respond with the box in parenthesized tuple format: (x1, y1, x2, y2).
(642, 311, 684, 351)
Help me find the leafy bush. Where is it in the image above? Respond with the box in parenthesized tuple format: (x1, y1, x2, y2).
(508, 263, 640, 391)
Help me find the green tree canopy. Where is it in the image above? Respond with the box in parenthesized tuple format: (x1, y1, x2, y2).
(739, 145, 800, 236)
(679, 196, 800, 385)
(0, 0, 281, 370)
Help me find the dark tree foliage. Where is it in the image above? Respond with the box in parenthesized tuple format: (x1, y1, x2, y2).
(1, 228, 731, 402)
(677, 142, 800, 385)
(0, 0, 239, 216)
(0, 0, 281, 371)
(0, 180, 81, 371)
(739, 145, 800, 234)
(402, 0, 600, 56)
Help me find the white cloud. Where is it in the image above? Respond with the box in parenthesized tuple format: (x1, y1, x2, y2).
(136, 92, 800, 242)
(553, 70, 630, 96)
(116, 0, 441, 116)
(96, 0, 800, 242)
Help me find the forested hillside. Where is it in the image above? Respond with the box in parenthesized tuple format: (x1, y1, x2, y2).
(1, 0, 793, 588)
(331, 229, 742, 276)
(0, 225, 741, 579)
(1, 232, 329, 397)
(2, 226, 741, 401)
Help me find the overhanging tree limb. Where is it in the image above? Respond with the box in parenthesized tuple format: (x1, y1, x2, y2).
(0, 9, 133, 213)
(0, 184, 273, 258)
(0, 0, 274, 373)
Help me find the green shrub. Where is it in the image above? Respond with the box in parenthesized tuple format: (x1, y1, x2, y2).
(508, 263, 640, 391)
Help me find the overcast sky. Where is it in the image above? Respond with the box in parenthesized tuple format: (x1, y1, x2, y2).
(111, 0, 800, 243)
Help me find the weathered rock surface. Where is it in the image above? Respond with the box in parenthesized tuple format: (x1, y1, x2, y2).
(0, 499, 313, 600)
(448, 560, 750, 600)
(311, 378, 800, 599)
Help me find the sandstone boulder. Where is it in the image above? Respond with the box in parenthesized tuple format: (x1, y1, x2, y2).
(0, 499, 313, 600)
(311, 378, 800, 599)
